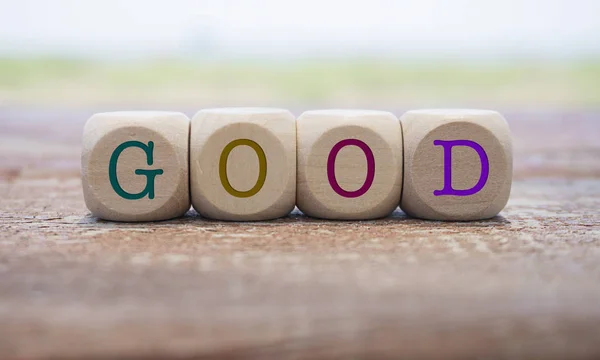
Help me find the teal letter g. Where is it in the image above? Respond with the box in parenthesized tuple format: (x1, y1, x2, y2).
(109, 141, 164, 200)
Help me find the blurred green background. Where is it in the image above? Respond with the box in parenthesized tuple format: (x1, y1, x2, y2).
(1, 58, 599, 107)
(1, 0, 599, 109)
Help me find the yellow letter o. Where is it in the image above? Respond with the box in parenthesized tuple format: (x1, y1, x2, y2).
(219, 139, 267, 198)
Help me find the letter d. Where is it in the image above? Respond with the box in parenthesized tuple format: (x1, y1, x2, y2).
(433, 139, 489, 197)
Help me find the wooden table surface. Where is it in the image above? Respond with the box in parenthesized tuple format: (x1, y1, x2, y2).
(1, 108, 599, 359)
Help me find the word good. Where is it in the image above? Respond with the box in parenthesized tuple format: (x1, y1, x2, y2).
(81, 108, 512, 222)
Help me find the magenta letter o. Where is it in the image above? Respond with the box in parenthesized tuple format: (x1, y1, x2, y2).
(327, 139, 375, 198)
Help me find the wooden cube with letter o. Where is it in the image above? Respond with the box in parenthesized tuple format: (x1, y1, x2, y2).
(190, 108, 296, 221)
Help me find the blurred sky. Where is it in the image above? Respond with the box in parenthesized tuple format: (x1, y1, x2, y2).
(1, 0, 600, 60)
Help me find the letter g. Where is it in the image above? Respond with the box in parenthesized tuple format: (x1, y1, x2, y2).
(109, 141, 164, 200)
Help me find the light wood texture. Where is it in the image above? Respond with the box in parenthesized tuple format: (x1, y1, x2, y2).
(190, 108, 296, 221)
(81, 111, 190, 221)
(400, 109, 512, 221)
(1, 108, 600, 360)
(297, 109, 403, 220)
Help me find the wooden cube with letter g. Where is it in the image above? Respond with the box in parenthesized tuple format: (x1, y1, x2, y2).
(81, 111, 190, 221)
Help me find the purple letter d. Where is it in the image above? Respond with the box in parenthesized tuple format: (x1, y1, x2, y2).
(433, 140, 489, 197)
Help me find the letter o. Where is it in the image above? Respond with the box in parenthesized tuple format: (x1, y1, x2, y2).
(327, 139, 375, 198)
(219, 139, 267, 198)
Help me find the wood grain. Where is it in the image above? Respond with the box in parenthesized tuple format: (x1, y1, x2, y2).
(1, 107, 599, 359)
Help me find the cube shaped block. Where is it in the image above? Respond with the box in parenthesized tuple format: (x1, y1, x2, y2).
(400, 109, 512, 221)
(190, 108, 296, 221)
(81, 111, 190, 221)
(297, 109, 403, 220)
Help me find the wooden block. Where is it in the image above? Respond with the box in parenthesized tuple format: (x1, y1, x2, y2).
(190, 108, 296, 221)
(297, 109, 403, 220)
(81, 111, 191, 221)
(400, 109, 513, 221)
